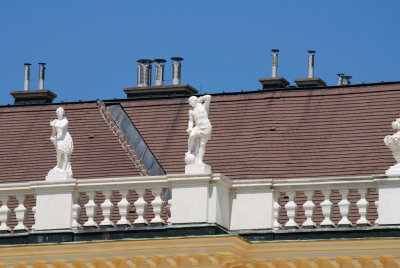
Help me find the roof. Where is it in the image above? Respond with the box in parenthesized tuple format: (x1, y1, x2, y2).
(120, 82, 400, 180)
(0, 82, 399, 183)
(0, 103, 143, 182)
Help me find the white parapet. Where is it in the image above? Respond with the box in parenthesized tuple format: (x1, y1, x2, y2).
(169, 174, 213, 225)
(229, 179, 273, 230)
(375, 176, 400, 225)
(0, 173, 398, 232)
(33, 180, 76, 230)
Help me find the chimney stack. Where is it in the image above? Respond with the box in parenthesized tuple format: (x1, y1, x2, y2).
(171, 57, 183, 85)
(271, 49, 279, 78)
(342, 75, 352, 85)
(337, 73, 344, 86)
(124, 56, 197, 99)
(307, 50, 315, 78)
(24, 63, 31, 92)
(294, 50, 327, 88)
(154, 59, 166, 86)
(137, 59, 153, 87)
(10, 62, 57, 105)
(258, 49, 289, 90)
(38, 63, 46, 90)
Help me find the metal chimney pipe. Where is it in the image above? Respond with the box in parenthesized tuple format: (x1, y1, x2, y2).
(271, 49, 279, 78)
(154, 59, 166, 86)
(38, 62, 46, 90)
(307, 50, 315, 78)
(171, 57, 183, 85)
(337, 73, 344, 86)
(137, 59, 153, 87)
(342, 75, 352, 85)
(24, 63, 31, 92)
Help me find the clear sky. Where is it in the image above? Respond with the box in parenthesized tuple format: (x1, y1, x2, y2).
(0, 1, 399, 105)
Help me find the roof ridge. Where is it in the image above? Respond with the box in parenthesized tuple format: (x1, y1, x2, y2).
(97, 100, 149, 176)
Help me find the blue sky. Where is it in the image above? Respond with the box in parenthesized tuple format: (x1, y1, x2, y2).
(0, 1, 399, 105)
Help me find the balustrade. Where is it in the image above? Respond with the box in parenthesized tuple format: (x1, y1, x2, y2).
(0, 174, 390, 233)
(273, 178, 378, 229)
(0, 188, 34, 233)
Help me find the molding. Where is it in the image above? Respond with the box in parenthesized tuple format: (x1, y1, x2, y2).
(1, 235, 400, 267)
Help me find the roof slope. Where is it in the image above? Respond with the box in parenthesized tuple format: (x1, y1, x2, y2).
(121, 83, 400, 180)
(0, 103, 141, 182)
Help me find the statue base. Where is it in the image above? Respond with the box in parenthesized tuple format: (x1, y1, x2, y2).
(46, 169, 73, 181)
(386, 163, 400, 176)
(185, 163, 211, 174)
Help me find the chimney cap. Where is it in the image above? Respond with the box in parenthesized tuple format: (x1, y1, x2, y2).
(337, 73, 344, 76)
(307, 50, 316, 54)
(137, 59, 153, 64)
(342, 75, 352, 79)
(24, 63, 31, 66)
(38, 62, 46, 66)
(271, 49, 279, 53)
(171, 57, 184, 62)
(154, 59, 166, 63)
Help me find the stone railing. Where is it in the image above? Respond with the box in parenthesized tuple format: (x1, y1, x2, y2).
(0, 182, 35, 232)
(0, 174, 400, 233)
(272, 177, 378, 229)
(73, 177, 170, 229)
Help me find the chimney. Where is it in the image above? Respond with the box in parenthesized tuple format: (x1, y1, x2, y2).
(154, 59, 166, 86)
(10, 62, 57, 105)
(258, 49, 289, 90)
(171, 57, 183, 85)
(24, 63, 31, 92)
(137, 59, 153, 87)
(271, 49, 279, 78)
(38, 63, 46, 90)
(124, 57, 197, 99)
(308, 50, 315, 78)
(337, 73, 344, 86)
(294, 50, 327, 88)
(342, 75, 352, 85)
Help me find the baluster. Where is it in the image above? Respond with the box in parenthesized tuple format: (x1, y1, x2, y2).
(0, 196, 11, 233)
(338, 189, 352, 227)
(167, 198, 172, 225)
(151, 188, 164, 225)
(272, 191, 282, 229)
(374, 200, 379, 226)
(71, 192, 81, 230)
(100, 190, 114, 228)
(356, 188, 370, 226)
(302, 190, 316, 228)
(117, 189, 131, 226)
(31, 206, 36, 231)
(83, 191, 98, 228)
(133, 188, 148, 226)
(284, 191, 298, 229)
(14, 194, 28, 232)
(320, 189, 335, 228)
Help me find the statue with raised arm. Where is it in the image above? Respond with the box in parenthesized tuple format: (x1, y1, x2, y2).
(185, 95, 212, 173)
(47, 107, 74, 180)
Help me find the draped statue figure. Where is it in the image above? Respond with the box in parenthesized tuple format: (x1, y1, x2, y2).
(48, 107, 74, 179)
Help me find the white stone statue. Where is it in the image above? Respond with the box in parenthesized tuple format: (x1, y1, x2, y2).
(384, 117, 400, 175)
(47, 107, 74, 180)
(185, 95, 212, 173)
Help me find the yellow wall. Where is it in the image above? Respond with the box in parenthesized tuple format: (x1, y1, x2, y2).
(1, 236, 400, 268)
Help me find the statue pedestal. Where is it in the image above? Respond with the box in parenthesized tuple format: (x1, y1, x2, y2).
(386, 163, 400, 176)
(185, 163, 211, 174)
(46, 169, 73, 181)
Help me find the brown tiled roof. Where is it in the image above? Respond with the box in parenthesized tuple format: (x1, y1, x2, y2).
(121, 83, 400, 180)
(0, 102, 142, 183)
